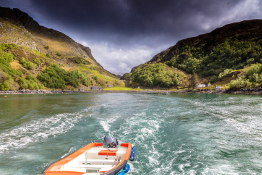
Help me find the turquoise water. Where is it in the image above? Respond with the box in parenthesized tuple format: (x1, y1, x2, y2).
(0, 93, 262, 174)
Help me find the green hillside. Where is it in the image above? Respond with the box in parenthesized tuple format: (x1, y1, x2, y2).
(0, 7, 123, 91)
(125, 19, 262, 89)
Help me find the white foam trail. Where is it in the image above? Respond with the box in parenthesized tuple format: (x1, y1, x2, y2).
(61, 147, 76, 158)
(99, 115, 123, 135)
(100, 120, 110, 132)
(116, 111, 166, 174)
(0, 109, 89, 153)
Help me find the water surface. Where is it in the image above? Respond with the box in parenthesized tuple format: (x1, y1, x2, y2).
(0, 93, 262, 174)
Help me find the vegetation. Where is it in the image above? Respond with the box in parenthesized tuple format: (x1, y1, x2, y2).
(33, 58, 41, 65)
(121, 73, 131, 80)
(218, 69, 233, 79)
(0, 43, 97, 90)
(229, 64, 262, 89)
(0, 53, 22, 77)
(126, 20, 262, 89)
(103, 86, 139, 91)
(70, 57, 90, 65)
(37, 64, 90, 89)
(18, 75, 44, 90)
(166, 39, 262, 78)
(3, 15, 262, 91)
(20, 57, 36, 70)
(0, 33, 123, 91)
(130, 63, 183, 88)
(0, 43, 18, 51)
(0, 43, 21, 90)
(56, 52, 62, 56)
(0, 7, 125, 91)
(90, 66, 96, 70)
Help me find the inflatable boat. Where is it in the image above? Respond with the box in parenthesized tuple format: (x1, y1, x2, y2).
(42, 136, 135, 175)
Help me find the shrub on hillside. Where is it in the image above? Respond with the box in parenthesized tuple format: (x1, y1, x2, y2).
(19, 78, 29, 89)
(0, 70, 8, 83)
(56, 52, 62, 56)
(37, 64, 66, 89)
(19, 57, 36, 70)
(218, 69, 233, 79)
(19, 77, 44, 90)
(166, 39, 262, 77)
(93, 76, 98, 82)
(66, 70, 80, 88)
(229, 64, 262, 89)
(229, 77, 251, 89)
(0, 78, 19, 91)
(19, 57, 26, 65)
(34, 58, 41, 65)
(131, 63, 183, 87)
(245, 64, 262, 82)
(0, 52, 21, 78)
(26, 75, 37, 82)
(0, 52, 15, 64)
(37, 64, 90, 89)
(0, 43, 18, 51)
(26, 61, 36, 70)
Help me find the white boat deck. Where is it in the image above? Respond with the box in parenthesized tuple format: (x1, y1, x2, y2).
(57, 146, 128, 174)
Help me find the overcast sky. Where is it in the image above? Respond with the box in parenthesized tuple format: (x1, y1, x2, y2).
(1, 0, 262, 75)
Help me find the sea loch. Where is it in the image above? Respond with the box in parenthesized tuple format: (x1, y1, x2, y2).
(0, 93, 262, 174)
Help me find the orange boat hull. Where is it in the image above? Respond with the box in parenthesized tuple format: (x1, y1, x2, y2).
(42, 142, 132, 175)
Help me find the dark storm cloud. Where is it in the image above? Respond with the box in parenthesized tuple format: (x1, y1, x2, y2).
(1, 0, 261, 75)
(27, 0, 243, 44)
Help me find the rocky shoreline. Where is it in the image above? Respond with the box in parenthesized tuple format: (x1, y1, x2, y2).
(171, 87, 262, 95)
(0, 89, 83, 94)
(1, 88, 262, 95)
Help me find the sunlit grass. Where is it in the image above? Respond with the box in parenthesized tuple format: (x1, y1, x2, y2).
(103, 86, 139, 91)
(90, 69, 111, 81)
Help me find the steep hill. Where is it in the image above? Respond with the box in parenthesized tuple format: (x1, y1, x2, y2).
(0, 7, 123, 90)
(126, 19, 262, 89)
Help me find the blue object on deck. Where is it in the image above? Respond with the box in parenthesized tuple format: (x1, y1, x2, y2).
(123, 164, 130, 173)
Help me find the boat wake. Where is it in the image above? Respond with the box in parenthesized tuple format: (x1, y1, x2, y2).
(0, 109, 90, 153)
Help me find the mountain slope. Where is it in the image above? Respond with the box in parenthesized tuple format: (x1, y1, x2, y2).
(126, 19, 262, 89)
(0, 7, 123, 90)
(152, 20, 262, 74)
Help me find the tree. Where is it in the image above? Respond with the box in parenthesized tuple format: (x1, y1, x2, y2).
(190, 72, 199, 88)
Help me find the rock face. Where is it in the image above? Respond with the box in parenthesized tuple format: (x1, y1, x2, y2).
(0, 7, 39, 27)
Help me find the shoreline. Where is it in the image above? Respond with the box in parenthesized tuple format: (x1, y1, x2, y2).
(170, 88, 262, 95)
(1, 88, 262, 95)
